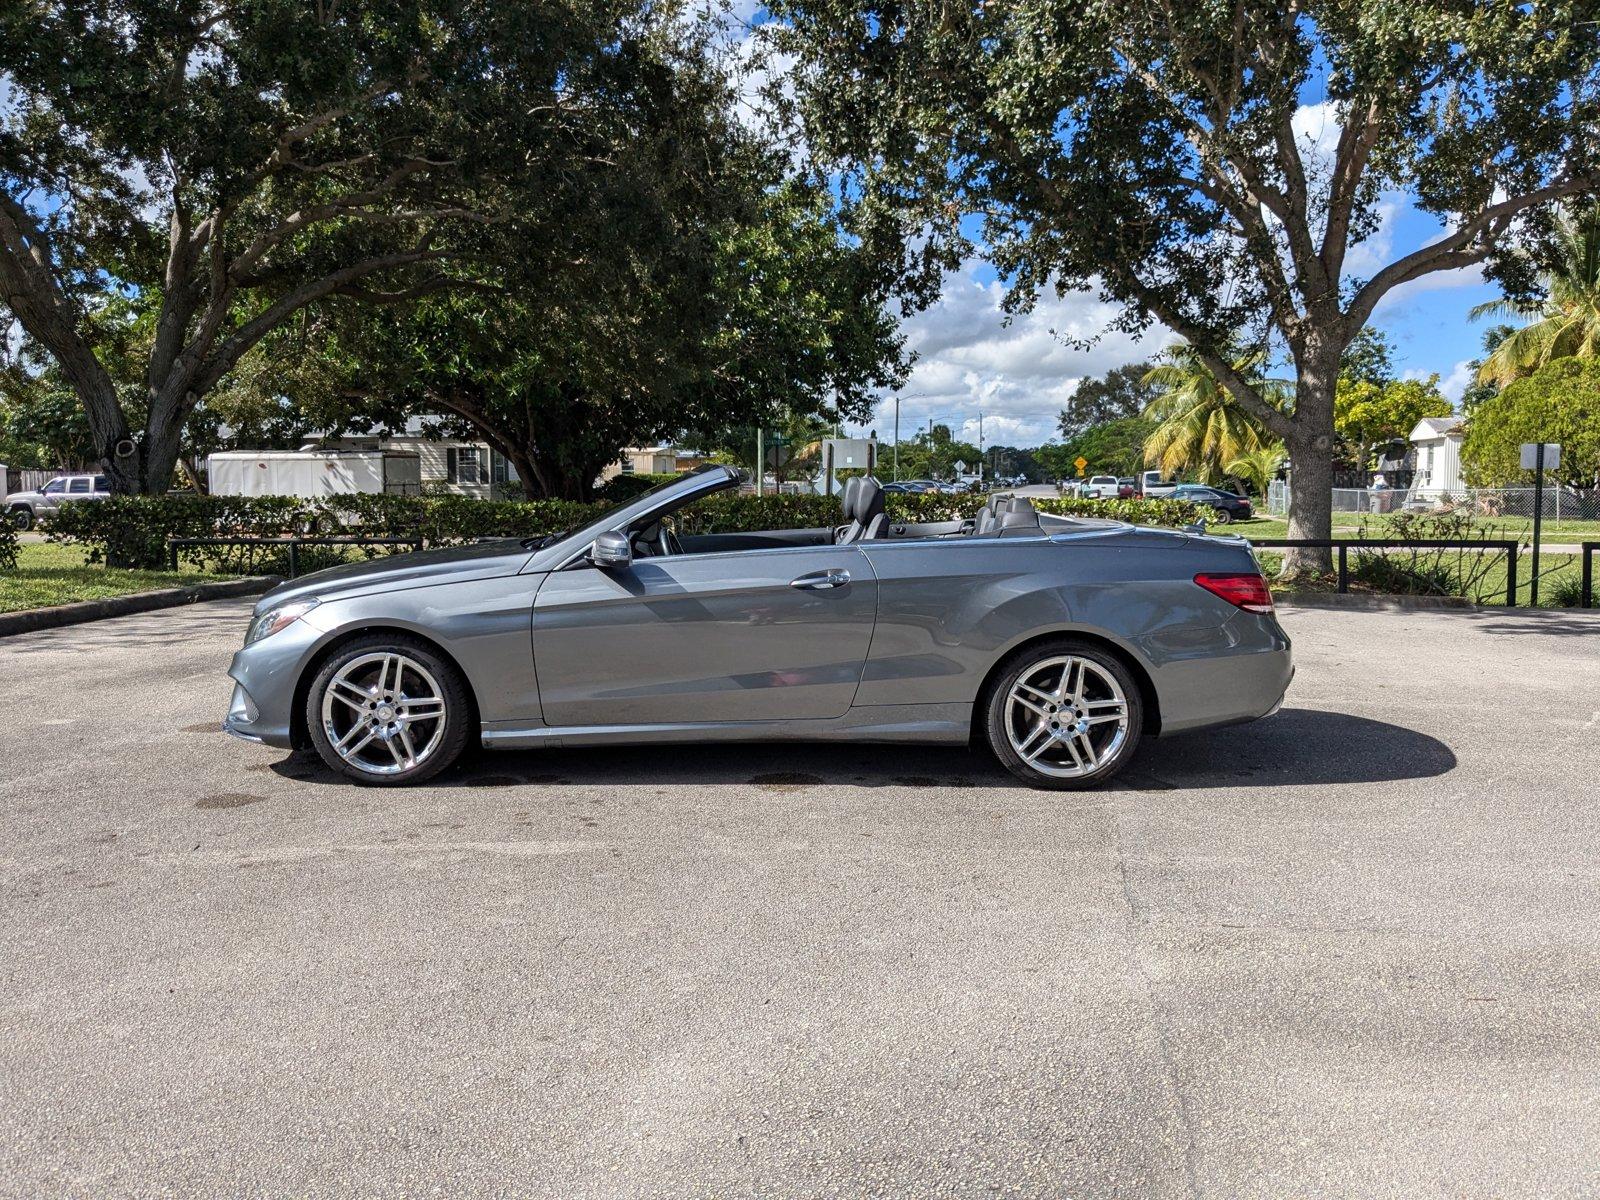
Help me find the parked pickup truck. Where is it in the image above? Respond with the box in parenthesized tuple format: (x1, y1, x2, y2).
(7, 474, 110, 530)
(1137, 471, 1182, 499)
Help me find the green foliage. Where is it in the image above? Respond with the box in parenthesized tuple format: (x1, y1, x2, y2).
(1352, 510, 1520, 600)
(46, 490, 1203, 572)
(594, 474, 683, 503)
(770, 0, 1600, 563)
(1141, 347, 1285, 484)
(1472, 203, 1600, 387)
(888, 425, 982, 481)
(1223, 446, 1287, 496)
(1058, 417, 1155, 479)
(1334, 376, 1453, 458)
(0, 517, 17, 571)
(1058, 363, 1157, 440)
(1461, 358, 1600, 488)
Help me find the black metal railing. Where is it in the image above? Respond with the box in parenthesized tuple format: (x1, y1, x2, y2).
(1251, 538, 1520, 607)
(167, 536, 423, 578)
(1582, 542, 1599, 609)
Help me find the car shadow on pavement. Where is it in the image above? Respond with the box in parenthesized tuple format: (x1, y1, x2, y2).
(268, 706, 1454, 793)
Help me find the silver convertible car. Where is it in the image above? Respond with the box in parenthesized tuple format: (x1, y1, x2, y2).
(223, 466, 1292, 788)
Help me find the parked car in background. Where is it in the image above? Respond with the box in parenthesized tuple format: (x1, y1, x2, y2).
(1082, 475, 1121, 499)
(7, 474, 110, 530)
(1117, 478, 1137, 499)
(1137, 471, 1182, 498)
(223, 467, 1293, 791)
(1170, 484, 1254, 525)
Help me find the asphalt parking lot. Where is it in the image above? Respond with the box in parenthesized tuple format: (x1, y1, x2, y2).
(2, 599, 1599, 1198)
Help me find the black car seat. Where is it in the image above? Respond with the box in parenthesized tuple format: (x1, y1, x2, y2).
(835, 477, 862, 543)
(838, 476, 887, 543)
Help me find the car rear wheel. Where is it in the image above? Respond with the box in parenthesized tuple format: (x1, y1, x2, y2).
(1211, 506, 1233, 525)
(305, 635, 472, 786)
(983, 640, 1143, 789)
(10, 507, 33, 531)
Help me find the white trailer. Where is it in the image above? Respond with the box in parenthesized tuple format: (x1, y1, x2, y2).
(206, 451, 422, 499)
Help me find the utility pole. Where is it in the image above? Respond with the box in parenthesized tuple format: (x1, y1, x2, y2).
(755, 427, 764, 497)
(893, 395, 899, 482)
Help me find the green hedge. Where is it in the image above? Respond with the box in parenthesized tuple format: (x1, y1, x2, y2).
(0, 516, 17, 571)
(48, 490, 1202, 572)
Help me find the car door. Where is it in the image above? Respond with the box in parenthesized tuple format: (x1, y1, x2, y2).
(37, 478, 66, 514)
(532, 545, 878, 726)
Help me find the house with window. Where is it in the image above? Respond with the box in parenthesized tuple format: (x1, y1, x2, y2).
(320, 419, 520, 498)
(1408, 416, 1467, 496)
(599, 446, 711, 482)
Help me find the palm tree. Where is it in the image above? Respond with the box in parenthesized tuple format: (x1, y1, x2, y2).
(1141, 346, 1290, 485)
(1223, 445, 1287, 496)
(1472, 203, 1600, 387)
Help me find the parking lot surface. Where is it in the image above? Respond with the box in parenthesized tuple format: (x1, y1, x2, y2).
(2, 599, 1599, 1197)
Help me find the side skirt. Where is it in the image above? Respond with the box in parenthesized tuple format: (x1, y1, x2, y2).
(479, 703, 973, 750)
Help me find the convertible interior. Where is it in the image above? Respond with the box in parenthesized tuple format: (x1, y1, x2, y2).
(628, 475, 1045, 558)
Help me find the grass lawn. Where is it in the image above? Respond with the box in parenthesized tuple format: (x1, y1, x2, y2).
(0, 542, 239, 615)
(1224, 513, 1600, 544)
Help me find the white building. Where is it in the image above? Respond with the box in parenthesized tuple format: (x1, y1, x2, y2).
(1408, 416, 1467, 496)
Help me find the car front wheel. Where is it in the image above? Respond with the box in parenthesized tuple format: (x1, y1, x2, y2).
(305, 635, 472, 785)
(984, 640, 1143, 789)
(10, 507, 33, 531)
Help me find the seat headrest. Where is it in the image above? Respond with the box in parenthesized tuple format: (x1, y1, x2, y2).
(996, 497, 1039, 530)
(853, 476, 885, 524)
(840, 476, 862, 520)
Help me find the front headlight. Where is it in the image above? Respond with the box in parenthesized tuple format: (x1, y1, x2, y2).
(245, 599, 320, 647)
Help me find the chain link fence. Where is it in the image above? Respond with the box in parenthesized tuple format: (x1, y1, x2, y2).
(1265, 483, 1600, 522)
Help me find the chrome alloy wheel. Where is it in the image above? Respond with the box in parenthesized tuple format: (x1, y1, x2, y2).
(1003, 654, 1130, 779)
(319, 651, 448, 776)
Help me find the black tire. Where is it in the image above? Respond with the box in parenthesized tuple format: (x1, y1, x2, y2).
(1212, 506, 1233, 525)
(10, 507, 33, 531)
(304, 633, 473, 786)
(983, 638, 1144, 790)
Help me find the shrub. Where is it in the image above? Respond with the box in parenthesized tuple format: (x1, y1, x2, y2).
(45, 489, 1202, 573)
(0, 516, 17, 571)
(593, 473, 681, 503)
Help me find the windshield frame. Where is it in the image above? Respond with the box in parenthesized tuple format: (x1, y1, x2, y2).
(521, 464, 745, 573)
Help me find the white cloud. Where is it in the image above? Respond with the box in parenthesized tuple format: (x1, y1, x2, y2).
(1291, 100, 1342, 165)
(1436, 360, 1476, 405)
(847, 266, 1176, 446)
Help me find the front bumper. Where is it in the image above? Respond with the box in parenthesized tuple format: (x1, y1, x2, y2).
(222, 617, 328, 749)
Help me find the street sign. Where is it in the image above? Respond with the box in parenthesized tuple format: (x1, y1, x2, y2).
(1520, 443, 1561, 470)
(1075, 456, 1088, 475)
(954, 459, 967, 474)
(1521, 443, 1560, 606)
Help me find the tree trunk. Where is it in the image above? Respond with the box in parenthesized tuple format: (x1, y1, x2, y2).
(1282, 364, 1339, 577)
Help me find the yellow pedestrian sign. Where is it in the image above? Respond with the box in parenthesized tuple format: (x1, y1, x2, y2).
(1075, 456, 1088, 475)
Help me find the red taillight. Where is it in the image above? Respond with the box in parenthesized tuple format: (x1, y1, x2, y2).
(1194, 572, 1274, 613)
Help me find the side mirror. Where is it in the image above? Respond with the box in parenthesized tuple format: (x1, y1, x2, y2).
(589, 530, 632, 569)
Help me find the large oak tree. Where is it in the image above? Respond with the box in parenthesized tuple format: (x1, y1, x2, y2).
(768, 0, 1600, 569)
(0, 0, 708, 493)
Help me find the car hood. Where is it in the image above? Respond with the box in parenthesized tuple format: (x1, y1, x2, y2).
(255, 538, 534, 610)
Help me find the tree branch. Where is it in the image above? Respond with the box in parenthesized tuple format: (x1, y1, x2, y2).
(1347, 177, 1600, 329)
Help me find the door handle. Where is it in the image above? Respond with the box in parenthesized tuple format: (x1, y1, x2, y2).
(790, 569, 851, 590)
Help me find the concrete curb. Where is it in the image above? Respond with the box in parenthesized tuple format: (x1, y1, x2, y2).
(1274, 592, 1475, 612)
(0, 577, 280, 638)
